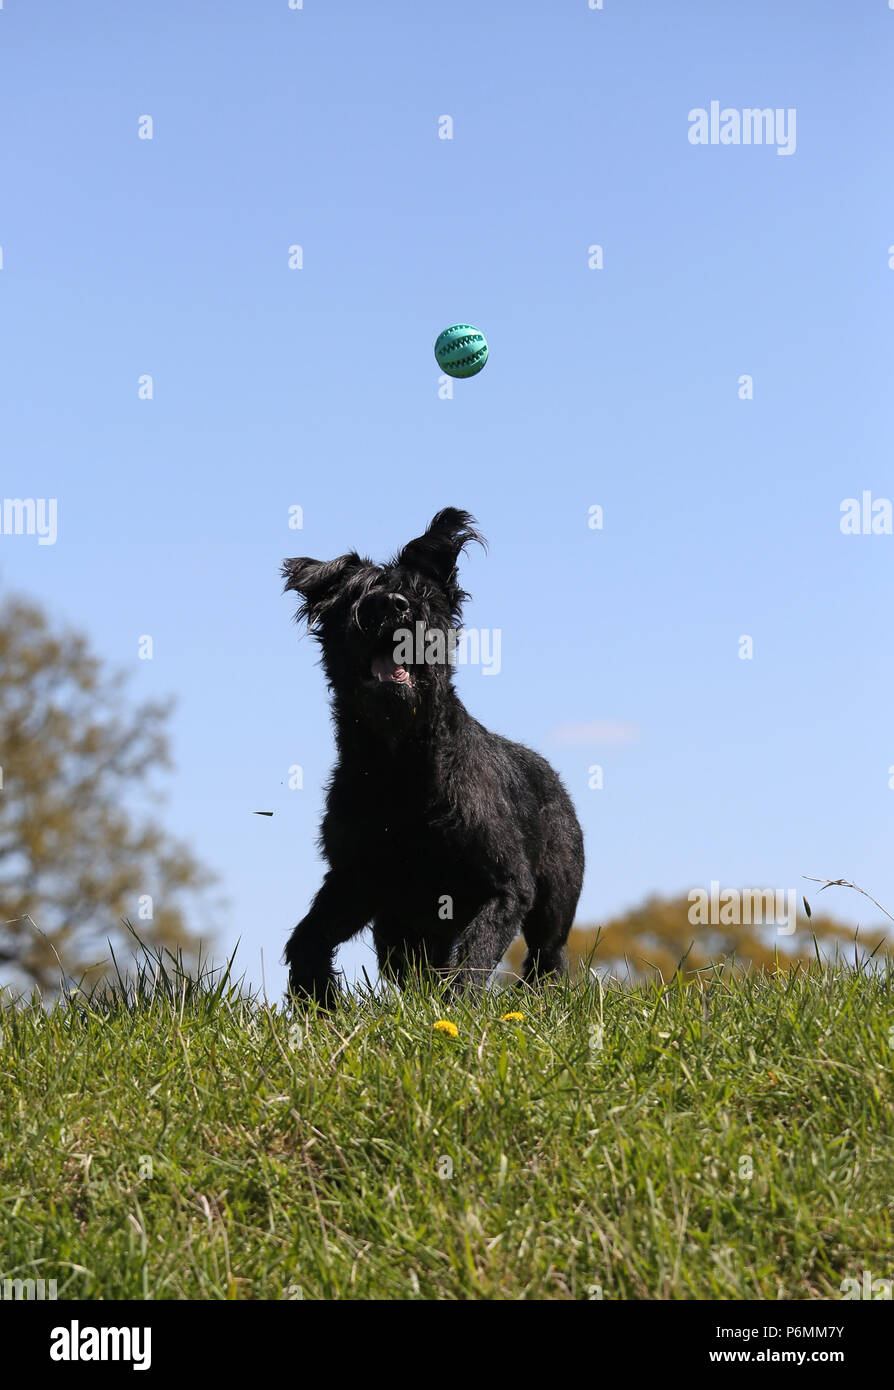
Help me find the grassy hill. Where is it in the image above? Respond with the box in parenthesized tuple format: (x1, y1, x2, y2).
(1, 951, 892, 1300)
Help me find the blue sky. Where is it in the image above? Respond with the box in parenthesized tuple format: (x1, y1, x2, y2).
(2, 0, 893, 992)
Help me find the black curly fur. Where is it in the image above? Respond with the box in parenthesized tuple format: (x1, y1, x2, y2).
(281, 508, 584, 1005)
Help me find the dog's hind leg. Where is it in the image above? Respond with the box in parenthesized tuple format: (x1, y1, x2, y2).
(520, 873, 580, 982)
(449, 891, 531, 992)
(518, 794, 584, 982)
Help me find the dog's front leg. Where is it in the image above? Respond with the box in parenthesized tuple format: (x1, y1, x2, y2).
(285, 870, 373, 1007)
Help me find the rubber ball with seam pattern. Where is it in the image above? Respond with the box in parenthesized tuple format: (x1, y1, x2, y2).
(434, 324, 489, 379)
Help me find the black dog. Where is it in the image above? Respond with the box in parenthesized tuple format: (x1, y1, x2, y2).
(282, 508, 584, 1005)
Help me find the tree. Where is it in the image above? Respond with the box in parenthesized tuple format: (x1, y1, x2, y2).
(0, 594, 215, 993)
(504, 891, 890, 981)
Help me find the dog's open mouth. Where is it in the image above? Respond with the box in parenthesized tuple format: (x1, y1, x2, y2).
(370, 654, 413, 686)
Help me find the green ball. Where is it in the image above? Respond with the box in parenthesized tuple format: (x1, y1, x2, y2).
(434, 323, 489, 379)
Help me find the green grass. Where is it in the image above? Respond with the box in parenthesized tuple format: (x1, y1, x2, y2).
(1, 945, 892, 1300)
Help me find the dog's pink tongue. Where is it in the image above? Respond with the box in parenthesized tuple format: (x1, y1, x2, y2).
(372, 655, 409, 683)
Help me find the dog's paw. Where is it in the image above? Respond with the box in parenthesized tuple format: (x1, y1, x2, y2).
(287, 965, 341, 1010)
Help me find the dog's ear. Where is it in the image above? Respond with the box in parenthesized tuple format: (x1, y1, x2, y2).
(281, 553, 362, 627)
(397, 508, 485, 591)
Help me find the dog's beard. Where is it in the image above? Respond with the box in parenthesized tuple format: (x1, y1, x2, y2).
(322, 617, 458, 734)
(344, 641, 454, 737)
(351, 659, 425, 738)
(370, 653, 412, 686)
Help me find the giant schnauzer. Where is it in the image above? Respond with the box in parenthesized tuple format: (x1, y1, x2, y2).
(282, 508, 584, 1005)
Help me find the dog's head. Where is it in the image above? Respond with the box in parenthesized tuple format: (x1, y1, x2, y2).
(282, 508, 484, 732)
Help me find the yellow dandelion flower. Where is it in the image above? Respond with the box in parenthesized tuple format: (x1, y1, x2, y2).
(433, 1019, 458, 1038)
(500, 1011, 524, 1022)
